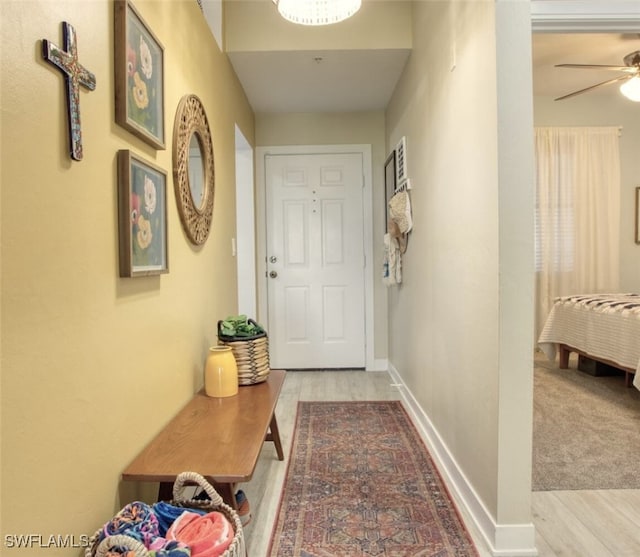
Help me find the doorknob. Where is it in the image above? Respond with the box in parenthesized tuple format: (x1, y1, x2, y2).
(269, 270, 278, 279)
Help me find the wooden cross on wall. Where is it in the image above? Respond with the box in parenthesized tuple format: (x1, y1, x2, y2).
(42, 22, 96, 161)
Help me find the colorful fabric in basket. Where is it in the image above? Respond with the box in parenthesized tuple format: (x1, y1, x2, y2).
(99, 501, 160, 547)
(97, 501, 192, 556)
(153, 502, 207, 537)
(166, 511, 233, 557)
(102, 541, 190, 557)
(148, 539, 191, 556)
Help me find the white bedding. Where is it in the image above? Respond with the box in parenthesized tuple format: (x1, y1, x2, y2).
(537, 293, 640, 390)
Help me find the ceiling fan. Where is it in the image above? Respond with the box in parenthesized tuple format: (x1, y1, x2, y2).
(555, 50, 640, 101)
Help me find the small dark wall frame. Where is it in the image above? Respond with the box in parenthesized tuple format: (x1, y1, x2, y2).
(384, 151, 396, 232)
(636, 187, 640, 244)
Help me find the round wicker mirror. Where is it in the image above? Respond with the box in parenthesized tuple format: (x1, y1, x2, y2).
(172, 94, 215, 245)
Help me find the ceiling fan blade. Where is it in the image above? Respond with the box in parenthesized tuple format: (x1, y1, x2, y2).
(555, 63, 634, 72)
(555, 75, 631, 101)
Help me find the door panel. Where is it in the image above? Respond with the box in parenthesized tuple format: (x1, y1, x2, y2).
(322, 286, 347, 341)
(266, 153, 365, 369)
(284, 286, 310, 341)
(283, 201, 307, 266)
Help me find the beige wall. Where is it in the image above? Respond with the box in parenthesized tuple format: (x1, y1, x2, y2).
(534, 95, 640, 293)
(1, 0, 253, 552)
(387, 0, 499, 516)
(385, 0, 535, 551)
(255, 111, 388, 361)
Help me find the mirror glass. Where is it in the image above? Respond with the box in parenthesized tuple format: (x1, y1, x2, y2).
(187, 132, 206, 209)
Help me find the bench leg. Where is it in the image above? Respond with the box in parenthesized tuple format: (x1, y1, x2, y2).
(213, 482, 237, 510)
(158, 481, 173, 502)
(266, 414, 284, 461)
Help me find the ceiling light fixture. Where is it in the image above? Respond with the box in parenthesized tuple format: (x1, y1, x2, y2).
(620, 76, 640, 102)
(272, 0, 361, 26)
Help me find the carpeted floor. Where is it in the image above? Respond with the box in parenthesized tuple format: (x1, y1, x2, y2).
(533, 354, 640, 491)
(268, 401, 479, 557)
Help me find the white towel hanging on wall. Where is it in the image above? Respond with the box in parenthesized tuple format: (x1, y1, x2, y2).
(382, 231, 402, 286)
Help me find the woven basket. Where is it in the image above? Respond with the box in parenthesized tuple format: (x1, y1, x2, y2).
(218, 320, 270, 385)
(85, 471, 245, 557)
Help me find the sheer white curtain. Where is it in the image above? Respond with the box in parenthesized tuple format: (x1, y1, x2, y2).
(535, 127, 620, 337)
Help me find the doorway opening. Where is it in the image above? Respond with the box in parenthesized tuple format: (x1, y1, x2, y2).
(234, 125, 256, 317)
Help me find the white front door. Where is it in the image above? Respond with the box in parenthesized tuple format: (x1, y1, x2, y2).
(265, 152, 366, 369)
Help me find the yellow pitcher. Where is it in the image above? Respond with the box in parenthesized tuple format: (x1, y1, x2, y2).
(204, 346, 238, 397)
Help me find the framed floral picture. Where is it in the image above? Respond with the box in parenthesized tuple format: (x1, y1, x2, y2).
(114, 0, 165, 149)
(117, 150, 168, 277)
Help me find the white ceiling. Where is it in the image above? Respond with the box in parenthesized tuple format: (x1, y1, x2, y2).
(227, 31, 640, 113)
(228, 48, 410, 113)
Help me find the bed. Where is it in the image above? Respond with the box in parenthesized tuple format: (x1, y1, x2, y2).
(537, 293, 640, 390)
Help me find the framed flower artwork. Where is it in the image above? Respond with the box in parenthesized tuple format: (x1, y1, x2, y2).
(117, 150, 168, 277)
(114, 0, 165, 149)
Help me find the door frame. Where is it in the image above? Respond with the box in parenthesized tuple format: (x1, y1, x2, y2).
(234, 125, 256, 317)
(530, 0, 640, 31)
(256, 144, 375, 370)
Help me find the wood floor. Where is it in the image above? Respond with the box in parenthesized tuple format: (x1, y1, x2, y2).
(238, 369, 640, 556)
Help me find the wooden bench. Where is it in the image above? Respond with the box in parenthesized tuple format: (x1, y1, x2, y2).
(122, 370, 286, 508)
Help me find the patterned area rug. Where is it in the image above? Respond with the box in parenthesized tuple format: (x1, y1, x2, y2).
(268, 401, 479, 557)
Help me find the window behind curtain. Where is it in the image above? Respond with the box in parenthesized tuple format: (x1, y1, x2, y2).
(535, 157, 575, 273)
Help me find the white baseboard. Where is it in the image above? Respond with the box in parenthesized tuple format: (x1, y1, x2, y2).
(366, 358, 388, 372)
(386, 363, 538, 557)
